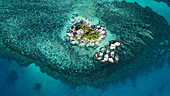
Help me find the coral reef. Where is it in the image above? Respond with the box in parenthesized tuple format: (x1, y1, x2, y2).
(0, 0, 169, 86)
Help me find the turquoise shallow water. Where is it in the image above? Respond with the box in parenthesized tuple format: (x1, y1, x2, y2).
(0, 0, 170, 96)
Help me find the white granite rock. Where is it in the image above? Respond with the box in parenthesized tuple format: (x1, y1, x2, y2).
(106, 50, 110, 54)
(67, 33, 73, 37)
(110, 44, 116, 49)
(103, 57, 108, 61)
(70, 40, 76, 44)
(95, 52, 98, 58)
(97, 57, 102, 60)
(72, 21, 77, 24)
(115, 42, 120, 46)
(110, 51, 115, 57)
(104, 54, 109, 59)
(81, 43, 85, 46)
(99, 52, 103, 56)
(77, 29, 84, 35)
(101, 59, 105, 62)
(101, 31, 106, 34)
(96, 25, 100, 28)
(100, 47, 105, 51)
(108, 58, 114, 63)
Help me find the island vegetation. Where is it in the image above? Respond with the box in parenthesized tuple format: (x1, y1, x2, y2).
(67, 20, 106, 45)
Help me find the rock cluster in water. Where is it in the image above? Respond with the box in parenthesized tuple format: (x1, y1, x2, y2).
(95, 41, 121, 63)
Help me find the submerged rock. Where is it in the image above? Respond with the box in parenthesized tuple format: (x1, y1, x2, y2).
(5, 70, 18, 86)
(0, 1, 169, 86)
(33, 83, 42, 90)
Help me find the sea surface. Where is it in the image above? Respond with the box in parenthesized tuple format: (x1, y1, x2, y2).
(0, 0, 170, 96)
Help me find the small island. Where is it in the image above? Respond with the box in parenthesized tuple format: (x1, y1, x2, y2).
(66, 20, 121, 63)
(66, 20, 106, 45)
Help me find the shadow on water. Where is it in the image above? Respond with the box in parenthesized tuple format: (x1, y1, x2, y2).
(5, 70, 18, 86)
(33, 82, 42, 90)
(147, 91, 154, 96)
(158, 83, 165, 93)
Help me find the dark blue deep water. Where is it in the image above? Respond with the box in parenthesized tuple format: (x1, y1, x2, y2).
(0, 0, 170, 96)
